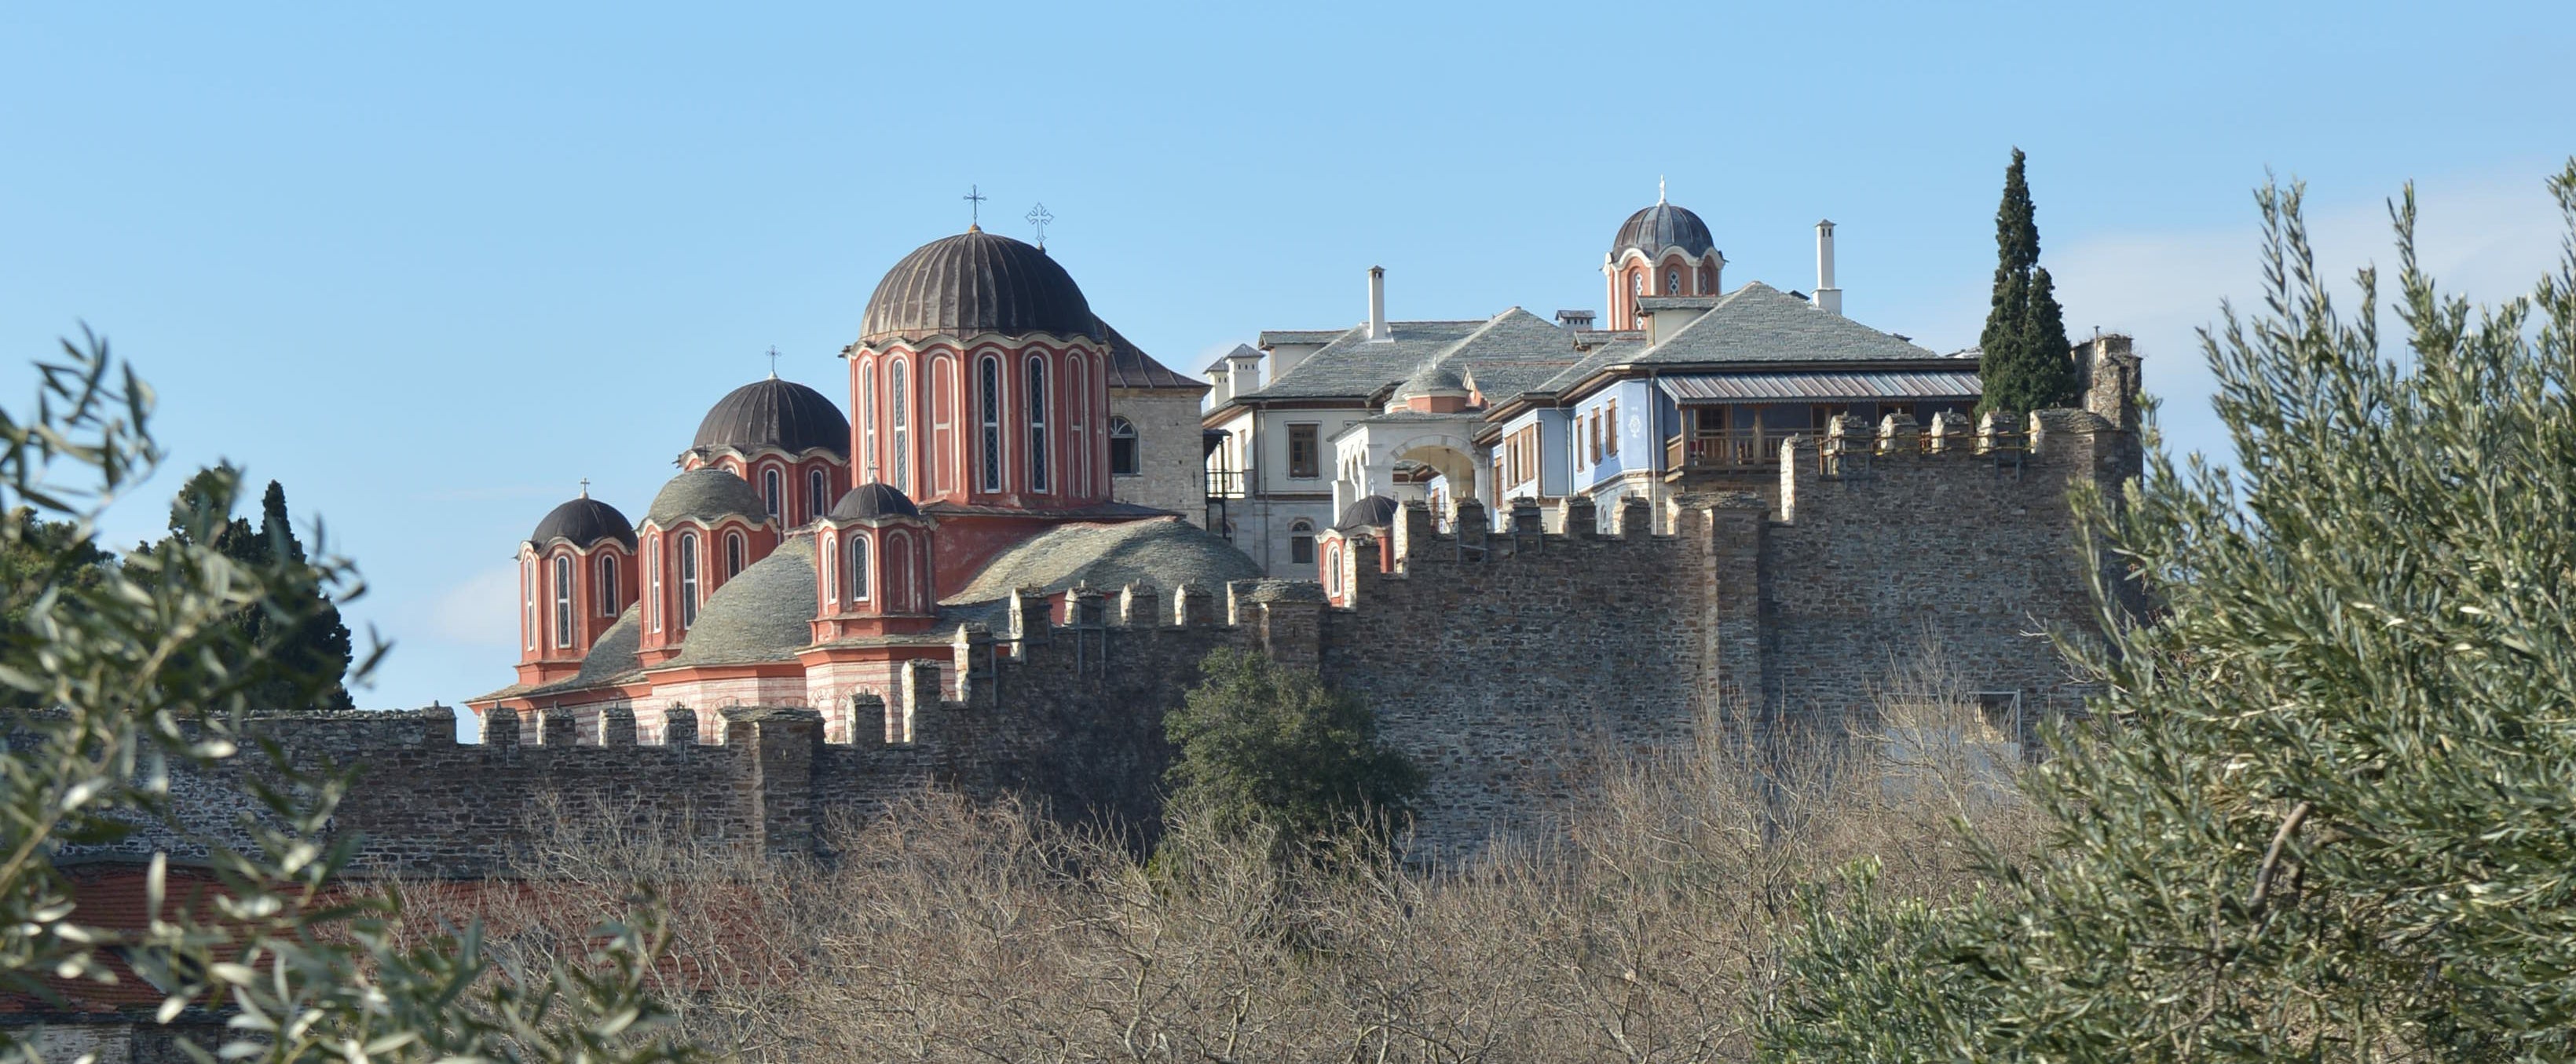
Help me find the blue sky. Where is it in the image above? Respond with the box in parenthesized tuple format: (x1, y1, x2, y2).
(3, 2, 2571, 710)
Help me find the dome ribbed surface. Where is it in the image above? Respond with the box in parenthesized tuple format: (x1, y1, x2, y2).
(529, 497, 636, 549)
(645, 468, 770, 528)
(691, 378, 849, 455)
(1336, 495, 1400, 532)
(860, 230, 1101, 343)
(829, 482, 921, 521)
(1612, 202, 1716, 259)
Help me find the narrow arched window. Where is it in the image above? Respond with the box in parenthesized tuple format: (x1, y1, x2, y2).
(521, 558, 536, 649)
(888, 532, 912, 611)
(678, 532, 700, 629)
(761, 468, 782, 521)
(1025, 356, 1049, 492)
(1067, 356, 1086, 495)
(891, 359, 913, 494)
(1666, 267, 1681, 294)
(979, 356, 1004, 492)
(806, 468, 826, 522)
(1699, 263, 1717, 292)
(1326, 543, 1343, 596)
(596, 554, 618, 616)
(646, 535, 663, 632)
(725, 531, 745, 578)
(1290, 519, 1315, 565)
(1631, 271, 1643, 297)
(552, 554, 573, 648)
(858, 358, 879, 482)
(931, 356, 956, 494)
(1109, 415, 1140, 476)
(845, 532, 869, 602)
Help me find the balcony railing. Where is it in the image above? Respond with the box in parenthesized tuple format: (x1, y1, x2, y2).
(1667, 430, 1791, 471)
(1206, 466, 1251, 499)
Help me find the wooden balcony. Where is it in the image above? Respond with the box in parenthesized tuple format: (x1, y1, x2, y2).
(1666, 430, 1791, 471)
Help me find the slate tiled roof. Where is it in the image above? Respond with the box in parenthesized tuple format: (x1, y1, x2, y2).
(1626, 282, 1941, 365)
(1100, 320, 1206, 391)
(664, 534, 817, 667)
(645, 468, 769, 528)
(1258, 329, 1351, 349)
(467, 605, 642, 705)
(942, 517, 1258, 610)
(1232, 309, 1584, 407)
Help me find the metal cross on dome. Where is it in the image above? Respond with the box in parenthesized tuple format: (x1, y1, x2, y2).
(766, 346, 781, 378)
(1026, 202, 1053, 247)
(963, 185, 987, 226)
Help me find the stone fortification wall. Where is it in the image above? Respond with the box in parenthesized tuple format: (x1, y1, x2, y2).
(60, 404, 2138, 875)
(1318, 495, 1728, 856)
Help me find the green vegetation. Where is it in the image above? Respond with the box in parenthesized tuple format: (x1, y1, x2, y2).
(1163, 645, 1422, 847)
(1976, 148, 2078, 415)
(0, 333, 686, 1064)
(1764, 161, 2576, 1061)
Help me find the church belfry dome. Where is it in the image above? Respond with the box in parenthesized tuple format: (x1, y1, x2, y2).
(529, 495, 636, 550)
(692, 378, 850, 457)
(859, 229, 1101, 345)
(1612, 200, 1717, 260)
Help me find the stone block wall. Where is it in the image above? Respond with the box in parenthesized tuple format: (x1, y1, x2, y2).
(1110, 389, 1209, 524)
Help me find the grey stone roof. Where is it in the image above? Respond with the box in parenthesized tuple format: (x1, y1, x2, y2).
(1100, 320, 1204, 391)
(943, 517, 1258, 609)
(1394, 360, 1466, 398)
(860, 229, 1100, 344)
(1232, 308, 1584, 408)
(1337, 495, 1397, 532)
(471, 605, 646, 703)
(1626, 282, 1941, 366)
(645, 468, 770, 528)
(1259, 329, 1349, 349)
(664, 533, 817, 667)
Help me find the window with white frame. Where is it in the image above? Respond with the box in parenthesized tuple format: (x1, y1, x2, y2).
(1109, 415, 1140, 476)
(678, 532, 700, 629)
(845, 532, 869, 602)
(595, 554, 618, 616)
(806, 468, 826, 522)
(646, 535, 662, 632)
(891, 359, 913, 494)
(1025, 356, 1049, 492)
(725, 530, 745, 578)
(521, 558, 536, 649)
(979, 356, 1003, 492)
(859, 359, 879, 481)
(552, 554, 573, 648)
(762, 468, 782, 521)
(1290, 518, 1315, 565)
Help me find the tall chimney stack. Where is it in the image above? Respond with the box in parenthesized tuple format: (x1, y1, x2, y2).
(1813, 220, 1842, 316)
(1367, 265, 1391, 342)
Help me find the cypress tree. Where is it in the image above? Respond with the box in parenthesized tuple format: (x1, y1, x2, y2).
(1976, 148, 2077, 415)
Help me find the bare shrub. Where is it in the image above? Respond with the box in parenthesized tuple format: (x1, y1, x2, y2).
(437, 665, 2039, 1063)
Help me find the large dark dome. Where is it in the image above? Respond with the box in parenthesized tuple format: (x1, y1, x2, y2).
(860, 229, 1101, 344)
(529, 496, 636, 550)
(692, 378, 849, 456)
(1612, 201, 1716, 259)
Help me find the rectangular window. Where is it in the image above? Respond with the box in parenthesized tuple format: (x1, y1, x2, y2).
(1588, 411, 1602, 465)
(1605, 399, 1619, 456)
(1287, 424, 1319, 479)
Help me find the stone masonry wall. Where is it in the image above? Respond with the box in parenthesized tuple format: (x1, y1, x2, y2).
(1109, 389, 1209, 524)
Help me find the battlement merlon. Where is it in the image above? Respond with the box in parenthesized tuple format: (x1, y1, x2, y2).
(1779, 404, 2140, 525)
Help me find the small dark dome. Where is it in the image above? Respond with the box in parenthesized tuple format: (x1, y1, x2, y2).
(692, 378, 849, 456)
(646, 468, 770, 528)
(1337, 495, 1400, 532)
(860, 229, 1101, 344)
(829, 482, 920, 521)
(1612, 200, 1716, 259)
(529, 496, 636, 550)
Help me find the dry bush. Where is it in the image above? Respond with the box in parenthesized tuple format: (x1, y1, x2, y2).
(436, 661, 2040, 1063)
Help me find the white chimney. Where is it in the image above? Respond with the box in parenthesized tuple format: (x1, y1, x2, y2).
(1367, 265, 1391, 342)
(1813, 220, 1843, 316)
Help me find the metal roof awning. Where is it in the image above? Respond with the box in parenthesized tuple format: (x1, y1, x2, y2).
(1654, 370, 1982, 404)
